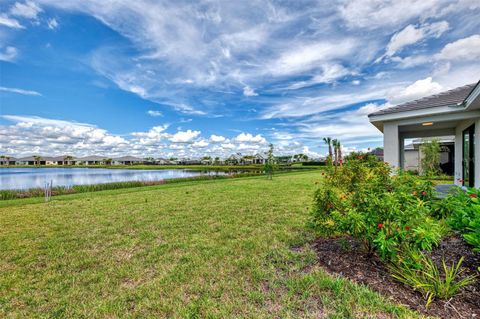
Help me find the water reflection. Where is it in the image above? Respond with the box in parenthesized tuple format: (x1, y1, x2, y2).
(0, 168, 221, 190)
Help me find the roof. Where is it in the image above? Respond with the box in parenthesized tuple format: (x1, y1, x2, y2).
(113, 156, 143, 161)
(369, 82, 478, 117)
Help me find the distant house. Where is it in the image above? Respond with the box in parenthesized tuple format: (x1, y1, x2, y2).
(16, 156, 41, 165)
(0, 156, 16, 165)
(155, 158, 173, 165)
(113, 156, 144, 165)
(254, 153, 268, 165)
(76, 155, 106, 165)
(226, 153, 243, 165)
(368, 148, 384, 161)
(404, 137, 454, 175)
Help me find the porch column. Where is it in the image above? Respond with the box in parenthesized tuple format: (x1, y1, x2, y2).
(476, 119, 480, 188)
(383, 122, 400, 168)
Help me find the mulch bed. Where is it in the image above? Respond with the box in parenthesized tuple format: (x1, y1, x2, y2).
(312, 236, 480, 318)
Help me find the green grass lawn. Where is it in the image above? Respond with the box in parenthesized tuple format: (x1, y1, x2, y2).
(0, 172, 421, 318)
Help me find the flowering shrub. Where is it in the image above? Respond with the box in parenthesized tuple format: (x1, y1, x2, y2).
(310, 158, 446, 261)
(446, 188, 480, 252)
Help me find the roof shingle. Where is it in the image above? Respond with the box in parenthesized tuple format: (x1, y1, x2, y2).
(369, 82, 477, 117)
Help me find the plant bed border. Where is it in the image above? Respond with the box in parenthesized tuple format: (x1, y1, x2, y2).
(312, 236, 480, 318)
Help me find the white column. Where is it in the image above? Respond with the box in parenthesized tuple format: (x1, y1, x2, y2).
(475, 119, 480, 188)
(383, 123, 400, 168)
(454, 124, 463, 186)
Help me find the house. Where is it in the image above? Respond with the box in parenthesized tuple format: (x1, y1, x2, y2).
(369, 80, 480, 187)
(76, 155, 106, 165)
(254, 153, 268, 165)
(0, 156, 16, 165)
(113, 156, 144, 165)
(403, 137, 454, 174)
(226, 153, 243, 165)
(16, 156, 42, 165)
(367, 148, 384, 161)
(155, 158, 173, 165)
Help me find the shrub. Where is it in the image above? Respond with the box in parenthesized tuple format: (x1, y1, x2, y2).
(310, 159, 445, 260)
(446, 188, 480, 252)
(390, 255, 476, 307)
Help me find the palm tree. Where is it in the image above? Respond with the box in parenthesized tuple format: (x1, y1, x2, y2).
(63, 155, 74, 166)
(323, 137, 333, 163)
(337, 141, 343, 166)
(33, 155, 42, 166)
(331, 139, 338, 166)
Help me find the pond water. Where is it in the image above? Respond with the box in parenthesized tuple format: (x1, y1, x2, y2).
(0, 168, 224, 190)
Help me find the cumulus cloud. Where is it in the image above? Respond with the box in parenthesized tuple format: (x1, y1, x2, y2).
(210, 134, 226, 143)
(0, 86, 41, 96)
(436, 34, 480, 61)
(387, 77, 443, 105)
(233, 133, 267, 144)
(169, 130, 201, 143)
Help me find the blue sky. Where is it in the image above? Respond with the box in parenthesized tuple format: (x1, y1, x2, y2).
(1, 0, 480, 158)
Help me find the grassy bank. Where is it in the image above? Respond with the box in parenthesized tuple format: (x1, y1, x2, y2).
(0, 172, 264, 200)
(0, 172, 420, 318)
(1, 164, 322, 171)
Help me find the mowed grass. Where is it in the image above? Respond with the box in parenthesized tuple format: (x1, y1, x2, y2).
(0, 172, 421, 318)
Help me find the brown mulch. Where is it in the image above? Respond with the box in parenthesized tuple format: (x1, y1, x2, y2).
(312, 236, 480, 318)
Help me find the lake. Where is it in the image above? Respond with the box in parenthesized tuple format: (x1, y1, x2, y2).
(0, 167, 223, 190)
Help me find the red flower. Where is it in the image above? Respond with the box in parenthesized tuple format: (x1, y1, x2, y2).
(458, 178, 464, 183)
(469, 193, 478, 198)
(422, 191, 427, 196)
(405, 226, 411, 231)
(377, 223, 384, 229)
(357, 155, 363, 160)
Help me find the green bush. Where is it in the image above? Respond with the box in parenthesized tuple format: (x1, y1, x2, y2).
(310, 159, 445, 260)
(446, 188, 480, 252)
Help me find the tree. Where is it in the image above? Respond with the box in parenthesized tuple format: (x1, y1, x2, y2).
(63, 155, 74, 165)
(264, 144, 275, 180)
(323, 137, 332, 163)
(420, 139, 441, 177)
(33, 155, 42, 166)
(103, 158, 113, 166)
(332, 139, 339, 166)
(337, 140, 343, 166)
(0, 155, 5, 165)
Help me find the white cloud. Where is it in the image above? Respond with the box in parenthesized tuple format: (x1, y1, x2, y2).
(387, 77, 443, 105)
(192, 139, 209, 148)
(340, 0, 443, 29)
(385, 21, 449, 57)
(10, 1, 43, 19)
(169, 130, 201, 143)
(436, 34, 480, 61)
(210, 134, 226, 143)
(47, 18, 58, 29)
(233, 133, 266, 144)
(269, 39, 357, 76)
(147, 110, 163, 117)
(0, 86, 41, 96)
(0, 46, 18, 62)
(243, 86, 258, 97)
(0, 15, 24, 29)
